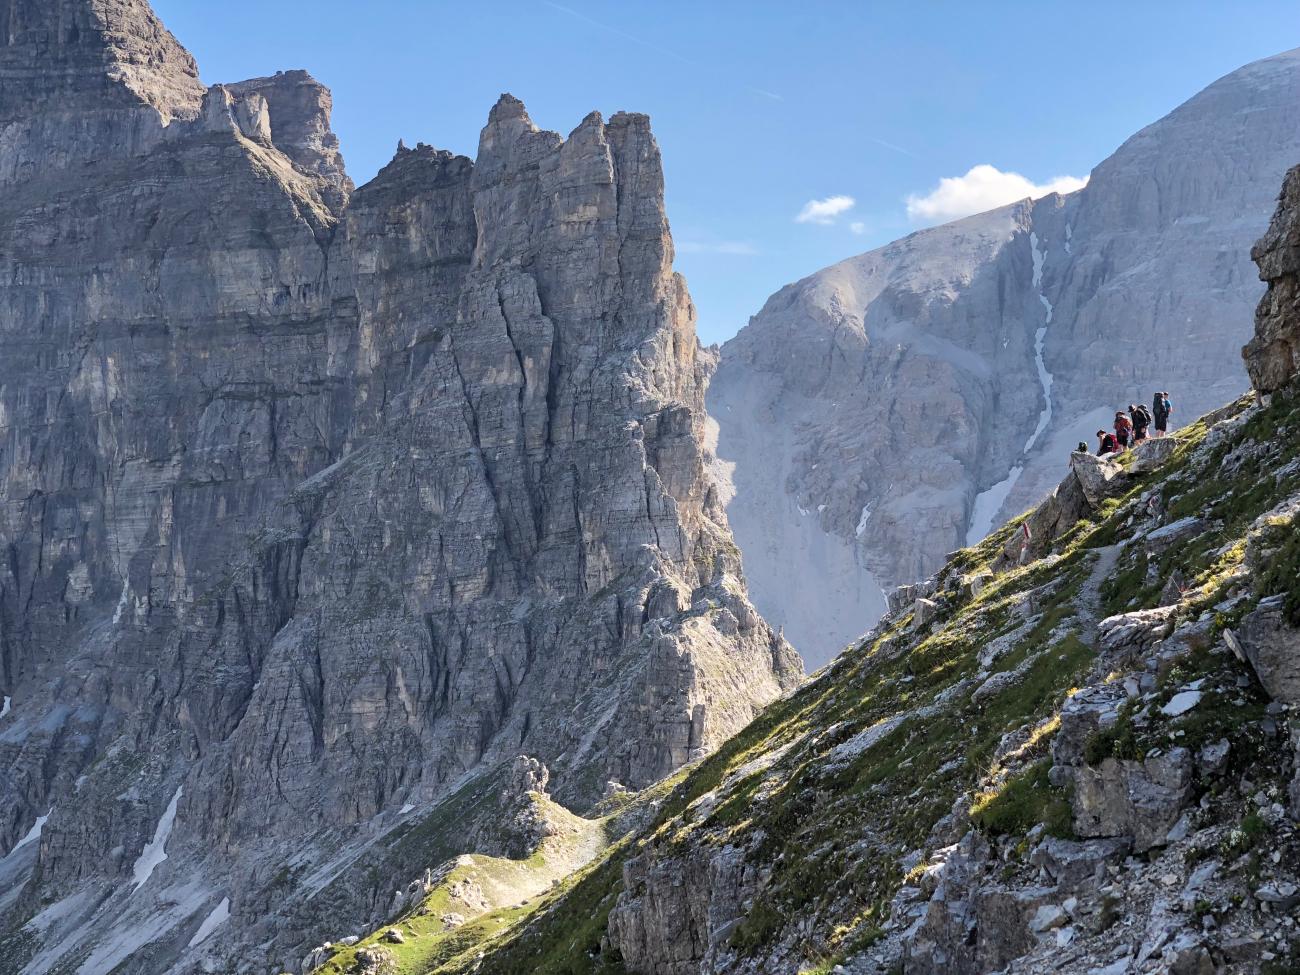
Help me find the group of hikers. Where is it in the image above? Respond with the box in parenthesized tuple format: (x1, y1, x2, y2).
(1086, 392, 1173, 455)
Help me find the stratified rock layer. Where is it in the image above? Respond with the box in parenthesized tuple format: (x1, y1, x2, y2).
(711, 48, 1300, 666)
(0, 4, 799, 972)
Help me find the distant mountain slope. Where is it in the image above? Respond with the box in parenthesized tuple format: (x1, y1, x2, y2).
(710, 48, 1300, 666)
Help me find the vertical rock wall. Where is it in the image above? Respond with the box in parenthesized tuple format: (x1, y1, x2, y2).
(0, 3, 800, 971)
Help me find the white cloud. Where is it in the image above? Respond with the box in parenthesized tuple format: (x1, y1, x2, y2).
(795, 195, 856, 225)
(905, 165, 1088, 224)
(849, 221, 867, 235)
(676, 240, 760, 256)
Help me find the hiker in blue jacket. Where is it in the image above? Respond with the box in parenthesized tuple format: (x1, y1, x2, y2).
(1152, 392, 1172, 437)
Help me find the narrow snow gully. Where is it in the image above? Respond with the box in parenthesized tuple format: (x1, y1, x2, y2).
(967, 228, 1058, 545)
(1024, 230, 1055, 453)
(132, 786, 182, 891)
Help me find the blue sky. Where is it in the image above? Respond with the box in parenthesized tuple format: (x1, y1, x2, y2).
(153, 0, 1300, 345)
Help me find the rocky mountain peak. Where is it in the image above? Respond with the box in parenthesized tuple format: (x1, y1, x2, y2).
(0, 0, 203, 119)
(711, 47, 1300, 666)
(0, 4, 798, 971)
(227, 69, 353, 210)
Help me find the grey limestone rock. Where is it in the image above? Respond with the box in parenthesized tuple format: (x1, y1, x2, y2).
(1069, 748, 1194, 853)
(0, 4, 801, 972)
(1236, 596, 1300, 703)
(710, 49, 1300, 666)
(1029, 837, 1132, 892)
(1247, 161, 1300, 392)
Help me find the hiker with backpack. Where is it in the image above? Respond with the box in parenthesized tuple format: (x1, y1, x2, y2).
(1152, 391, 1172, 437)
(1096, 429, 1119, 455)
(1129, 402, 1152, 443)
(1114, 411, 1133, 450)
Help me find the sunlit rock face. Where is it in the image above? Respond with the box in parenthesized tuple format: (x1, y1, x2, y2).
(711, 48, 1300, 667)
(0, 3, 800, 971)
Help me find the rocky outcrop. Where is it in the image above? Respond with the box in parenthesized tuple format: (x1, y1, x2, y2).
(1068, 749, 1194, 853)
(1247, 162, 1300, 392)
(227, 70, 354, 210)
(1233, 597, 1300, 703)
(0, 4, 799, 972)
(710, 48, 1300, 666)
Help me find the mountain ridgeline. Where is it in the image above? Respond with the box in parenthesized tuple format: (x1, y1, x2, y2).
(0, 2, 799, 972)
(711, 48, 1300, 667)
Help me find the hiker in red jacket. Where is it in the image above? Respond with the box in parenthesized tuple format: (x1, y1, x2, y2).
(1097, 429, 1119, 455)
(1114, 411, 1134, 449)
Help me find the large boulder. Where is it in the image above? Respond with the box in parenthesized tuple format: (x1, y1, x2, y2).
(1234, 596, 1300, 703)
(1070, 452, 1126, 508)
(1246, 162, 1300, 393)
(1029, 836, 1132, 891)
(1069, 748, 1194, 852)
(1143, 516, 1210, 558)
(1128, 436, 1178, 473)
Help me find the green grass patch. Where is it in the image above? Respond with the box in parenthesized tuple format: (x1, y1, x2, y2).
(970, 759, 1073, 838)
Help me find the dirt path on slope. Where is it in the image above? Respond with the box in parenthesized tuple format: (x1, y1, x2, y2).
(1076, 542, 1124, 646)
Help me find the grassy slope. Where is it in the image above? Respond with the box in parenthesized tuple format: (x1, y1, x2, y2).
(383, 386, 1300, 975)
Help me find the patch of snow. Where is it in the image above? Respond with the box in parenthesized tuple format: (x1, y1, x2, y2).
(816, 503, 826, 513)
(855, 504, 873, 537)
(1024, 231, 1056, 452)
(966, 465, 1024, 546)
(187, 897, 230, 947)
(112, 580, 130, 625)
(1031, 231, 1046, 288)
(399, 803, 415, 815)
(11, 809, 50, 854)
(1064, 222, 1073, 254)
(74, 882, 211, 975)
(796, 504, 809, 517)
(0, 696, 9, 718)
(132, 786, 182, 891)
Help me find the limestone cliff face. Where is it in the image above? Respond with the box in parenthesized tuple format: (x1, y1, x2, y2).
(1248, 162, 1300, 392)
(711, 48, 1300, 667)
(0, 4, 799, 972)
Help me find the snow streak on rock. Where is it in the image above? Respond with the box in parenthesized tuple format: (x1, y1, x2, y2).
(10, 809, 50, 855)
(966, 464, 1024, 546)
(187, 897, 230, 947)
(1024, 231, 1055, 453)
(855, 504, 873, 538)
(132, 787, 182, 891)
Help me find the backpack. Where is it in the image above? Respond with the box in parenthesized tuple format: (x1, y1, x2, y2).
(1115, 415, 1132, 434)
(1133, 405, 1151, 427)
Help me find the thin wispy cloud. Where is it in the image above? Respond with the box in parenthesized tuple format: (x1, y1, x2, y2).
(849, 221, 867, 235)
(677, 240, 760, 256)
(906, 164, 1088, 224)
(795, 195, 856, 225)
(869, 137, 920, 159)
(540, 0, 783, 102)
